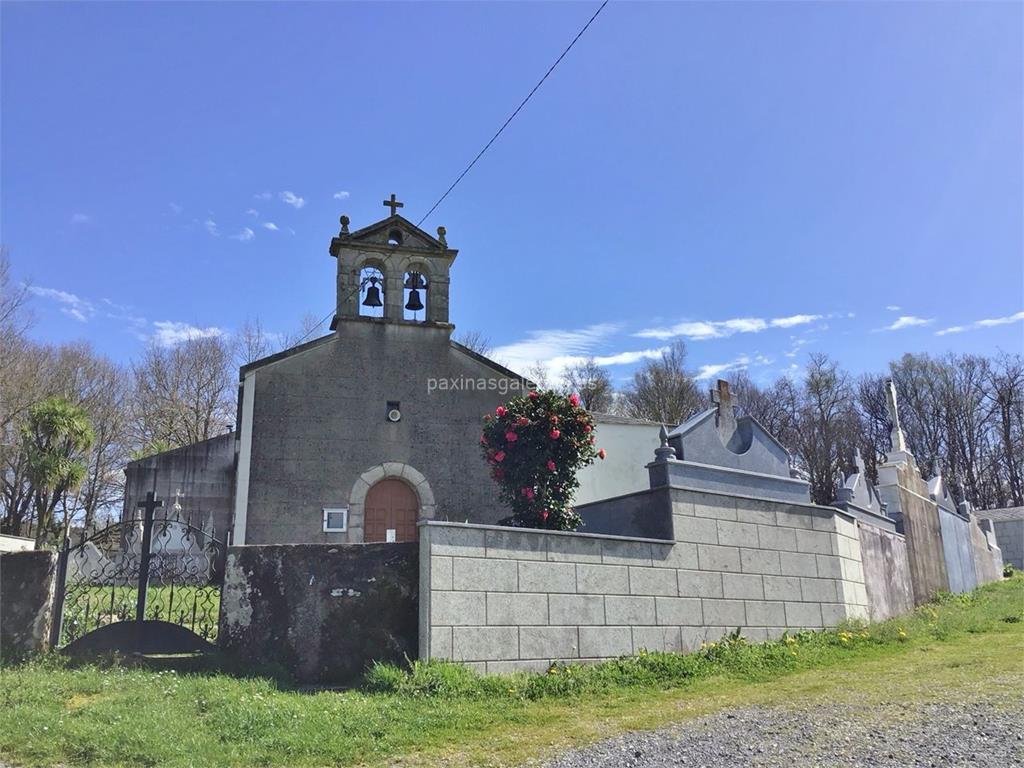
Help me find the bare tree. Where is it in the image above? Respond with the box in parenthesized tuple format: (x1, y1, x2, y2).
(563, 358, 614, 412)
(130, 335, 235, 453)
(454, 330, 492, 357)
(235, 316, 276, 367)
(988, 353, 1024, 506)
(620, 342, 703, 425)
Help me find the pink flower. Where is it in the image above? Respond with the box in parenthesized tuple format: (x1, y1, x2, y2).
(493, 468, 505, 480)
(528, 390, 539, 400)
(480, 434, 488, 445)
(483, 414, 492, 422)
(546, 460, 557, 471)
(495, 406, 507, 417)
(522, 487, 535, 500)
(550, 429, 561, 440)
(494, 450, 506, 462)
(589, 435, 596, 444)
(568, 393, 581, 407)
(549, 415, 559, 424)
(540, 510, 549, 522)
(505, 431, 518, 442)
(583, 424, 592, 433)
(598, 448, 607, 460)
(517, 416, 529, 427)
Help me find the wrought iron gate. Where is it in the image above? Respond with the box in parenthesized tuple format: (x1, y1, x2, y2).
(51, 492, 226, 655)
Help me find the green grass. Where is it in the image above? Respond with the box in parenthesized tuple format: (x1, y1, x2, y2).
(60, 585, 221, 645)
(1, 577, 1021, 768)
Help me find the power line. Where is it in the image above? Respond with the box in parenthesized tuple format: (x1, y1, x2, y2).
(416, 0, 610, 227)
(298, 0, 610, 344)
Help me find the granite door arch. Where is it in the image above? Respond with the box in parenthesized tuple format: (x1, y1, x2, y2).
(364, 478, 420, 542)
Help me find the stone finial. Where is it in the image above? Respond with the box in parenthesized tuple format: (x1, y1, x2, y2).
(853, 446, 867, 476)
(339, 214, 350, 235)
(884, 378, 908, 453)
(711, 379, 737, 442)
(436, 226, 447, 246)
(654, 424, 676, 461)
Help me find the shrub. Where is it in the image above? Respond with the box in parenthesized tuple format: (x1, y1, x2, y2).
(1004, 563, 1015, 578)
(480, 389, 604, 530)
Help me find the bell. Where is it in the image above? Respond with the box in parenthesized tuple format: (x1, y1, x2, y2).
(362, 284, 382, 309)
(404, 289, 424, 312)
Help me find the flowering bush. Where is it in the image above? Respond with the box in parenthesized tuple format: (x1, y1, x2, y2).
(480, 390, 605, 531)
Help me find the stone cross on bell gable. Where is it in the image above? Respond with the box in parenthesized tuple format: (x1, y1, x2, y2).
(884, 378, 908, 453)
(383, 194, 404, 216)
(711, 379, 737, 441)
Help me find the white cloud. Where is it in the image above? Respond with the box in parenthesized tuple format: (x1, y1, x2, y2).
(27, 286, 94, 322)
(246, 209, 259, 217)
(879, 315, 933, 331)
(936, 310, 1024, 336)
(70, 213, 91, 224)
(230, 227, 255, 242)
(333, 190, 351, 200)
(490, 324, 621, 380)
(885, 305, 901, 312)
(203, 218, 220, 237)
(694, 356, 751, 381)
(636, 313, 822, 341)
(279, 190, 305, 209)
(262, 222, 279, 231)
(168, 203, 183, 215)
(152, 321, 226, 347)
(770, 314, 822, 329)
(253, 191, 272, 201)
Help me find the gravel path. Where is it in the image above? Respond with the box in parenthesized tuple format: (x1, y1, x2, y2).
(538, 697, 1024, 768)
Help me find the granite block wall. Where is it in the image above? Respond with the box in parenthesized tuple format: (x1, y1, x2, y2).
(937, 508, 978, 594)
(857, 523, 914, 622)
(992, 520, 1022, 570)
(220, 543, 418, 682)
(0, 550, 58, 661)
(419, 488, 869, 673)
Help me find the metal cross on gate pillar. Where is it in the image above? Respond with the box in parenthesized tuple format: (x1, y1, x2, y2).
(135, 491, 163, 623)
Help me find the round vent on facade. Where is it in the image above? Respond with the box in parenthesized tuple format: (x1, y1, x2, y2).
(387, 408, 402, 423)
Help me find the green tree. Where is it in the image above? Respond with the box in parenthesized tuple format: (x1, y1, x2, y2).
(22, 397, 94, 546)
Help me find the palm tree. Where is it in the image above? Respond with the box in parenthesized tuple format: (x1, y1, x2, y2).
(22, 397, 94, 546)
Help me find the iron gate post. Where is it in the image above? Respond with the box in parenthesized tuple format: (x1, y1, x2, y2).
(135, 492, 162, 623)
(48, 538, 70, 649)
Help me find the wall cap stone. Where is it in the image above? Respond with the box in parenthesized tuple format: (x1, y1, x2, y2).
(419, 519, 672, 544)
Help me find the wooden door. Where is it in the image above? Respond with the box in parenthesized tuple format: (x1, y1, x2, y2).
(364, 479, 420, 543)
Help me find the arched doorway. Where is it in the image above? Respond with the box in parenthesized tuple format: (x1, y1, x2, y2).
(364, 478, 420, 542)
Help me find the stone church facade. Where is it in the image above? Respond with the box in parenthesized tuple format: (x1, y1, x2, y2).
(233, 209, 530, 544)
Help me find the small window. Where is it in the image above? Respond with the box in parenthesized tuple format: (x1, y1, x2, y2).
(323, 508, 348, 532)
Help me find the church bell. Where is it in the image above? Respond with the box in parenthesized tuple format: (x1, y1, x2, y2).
(404, 289, 424, 312)
(362, 277, 383, 308)
(404, 271, 426, 312)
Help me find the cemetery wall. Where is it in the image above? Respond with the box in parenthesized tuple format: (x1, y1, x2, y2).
(0, 534, 34, 553)
(992, 519, 1023, 570)
(878, 463, 949, 605)
(856, 523, 914, 622)
(0, 550, 57, 661)
(219, 542, 418, 683)
(418, 489, 870, 673)
(937, 507, 978, 594)
(122, 432, 235, 538)
(574, 417, 662, 505)
(969, 518, 1003, 584)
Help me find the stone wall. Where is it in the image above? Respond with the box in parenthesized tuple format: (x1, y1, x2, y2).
(220, 543, 417, 683)
(0, 534, 34, 553)
(878, 462, 949, 605)
(857, 523, 914, 622)
(419, 488, 869, 674)
(937, 507, 978, 594)
(992, 519, 1023, 569)
(122, 433, 235, 539)
(0, 550, 57, 661)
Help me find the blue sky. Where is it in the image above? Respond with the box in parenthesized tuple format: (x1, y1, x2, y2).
(2, 1, 1021, 385)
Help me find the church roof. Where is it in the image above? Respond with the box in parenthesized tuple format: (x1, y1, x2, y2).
(335, 214, 453, 254)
